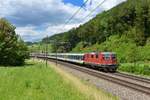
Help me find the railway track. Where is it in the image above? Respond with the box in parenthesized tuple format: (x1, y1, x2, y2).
(113, 72, 150, 84)
(36, 57, 150, 95)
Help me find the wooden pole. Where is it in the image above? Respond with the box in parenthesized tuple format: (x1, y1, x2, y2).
(46, 35, 48, 67)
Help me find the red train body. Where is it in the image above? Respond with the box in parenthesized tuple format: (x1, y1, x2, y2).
(83, 52, 118, 71)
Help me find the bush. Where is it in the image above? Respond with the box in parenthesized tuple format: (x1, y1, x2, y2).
(119, 63, 150, 76)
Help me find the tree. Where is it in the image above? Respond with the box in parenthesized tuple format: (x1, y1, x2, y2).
(0, 18, 29, 66)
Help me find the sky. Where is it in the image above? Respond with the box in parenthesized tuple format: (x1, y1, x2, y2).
(0, 0, 126, 42)
(63, 0, 84, 6)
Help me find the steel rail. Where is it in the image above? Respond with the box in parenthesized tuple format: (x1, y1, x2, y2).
(35, 56, 150, 95)
(113, 72, 150, 84)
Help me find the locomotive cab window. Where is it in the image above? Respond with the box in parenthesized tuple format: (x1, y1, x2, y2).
(104, 54, 110, 60)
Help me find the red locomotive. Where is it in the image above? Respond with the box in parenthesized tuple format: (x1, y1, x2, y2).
(84, 52, 118, 72)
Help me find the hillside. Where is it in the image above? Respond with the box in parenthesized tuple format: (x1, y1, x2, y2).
(41, 0, 150, 63)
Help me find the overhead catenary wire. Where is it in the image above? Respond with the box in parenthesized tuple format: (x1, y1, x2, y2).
(49, 0, 108, 44)
(46, 0, 109, 43)
(60, 0, 108, 44)
(63, 0, 89, 29)
(82, 0, 107, 21)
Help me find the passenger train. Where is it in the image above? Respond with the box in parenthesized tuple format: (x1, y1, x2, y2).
(32, 52, 118, 72)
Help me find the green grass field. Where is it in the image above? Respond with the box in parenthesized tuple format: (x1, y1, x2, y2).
(0, 60, 116, 100)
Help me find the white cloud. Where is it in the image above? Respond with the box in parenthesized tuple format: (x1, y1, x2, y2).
(15, 23, 82, 42)
(45, 23, 82, 35)
(0, 0, 126, 42)
(15, 26, 43, 42)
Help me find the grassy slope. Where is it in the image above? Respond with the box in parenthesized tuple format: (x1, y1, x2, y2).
(0, 60, 116, 100)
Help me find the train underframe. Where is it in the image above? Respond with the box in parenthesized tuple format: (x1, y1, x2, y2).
(84, 62, 118, 72)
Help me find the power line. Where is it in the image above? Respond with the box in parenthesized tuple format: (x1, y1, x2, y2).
(82, 0, 107, 21)
(63, 0, 108, 30)
(63, 0, 89, 29)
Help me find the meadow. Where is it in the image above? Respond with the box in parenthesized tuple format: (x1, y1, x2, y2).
(0, 60, 116, 100)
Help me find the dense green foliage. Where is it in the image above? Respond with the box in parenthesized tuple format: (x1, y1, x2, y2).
(0, 18, 29, 66)
(119, 63, 150, 76)
(41, 0, 150, 63)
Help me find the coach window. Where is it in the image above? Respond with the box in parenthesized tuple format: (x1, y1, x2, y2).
(91, 55, 94, 58)
(76, 56, 78, 60)
(79, 56, 81, 60)
(77, 56, 79, 60)
(75, 56, 77, 59)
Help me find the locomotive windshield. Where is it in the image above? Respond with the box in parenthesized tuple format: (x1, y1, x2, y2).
(104, 53, 110, 60)
(103, 53, 116, 60)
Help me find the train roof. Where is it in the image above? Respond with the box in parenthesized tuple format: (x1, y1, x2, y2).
(85, 52, 116, 55)
(49, 52, 116, 56)
(49, 53, 84, 56)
